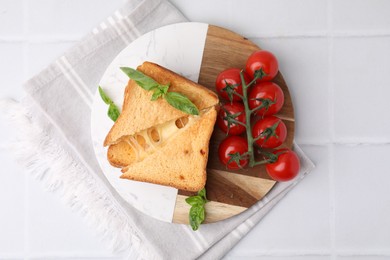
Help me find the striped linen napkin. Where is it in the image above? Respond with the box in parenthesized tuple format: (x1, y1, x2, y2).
(1, 0, 315, 259)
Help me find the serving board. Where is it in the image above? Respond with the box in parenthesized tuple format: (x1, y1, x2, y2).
(91, 22, 294, 224)
(172, 25, 295, 224)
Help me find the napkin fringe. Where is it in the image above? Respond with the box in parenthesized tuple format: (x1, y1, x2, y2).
(1, 99, 158, 260)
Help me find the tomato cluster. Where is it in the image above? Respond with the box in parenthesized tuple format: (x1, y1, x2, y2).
(215, 50, 300, 182)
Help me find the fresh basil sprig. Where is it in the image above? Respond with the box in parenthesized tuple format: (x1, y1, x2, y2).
(120, 67, 159, 90)
(185, 188, 208, 231)
(120, 67, 199, 115)
(165, 92, 199, 115)
(99, 86, 120, 121)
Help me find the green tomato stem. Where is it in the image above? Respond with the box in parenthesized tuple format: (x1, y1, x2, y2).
(227, 68, 276, 169)
(240, 71, 257, 167)
(239, 69, 277, 168)
(252, 158, 273, 166)
(247, 77, 257, 87)
(230, 119, 247, 128)
(233, 92, 245, 100)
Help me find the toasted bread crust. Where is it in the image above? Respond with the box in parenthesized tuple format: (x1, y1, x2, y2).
(103, 61, 219, 191)
(104, 62, 218, 147)
(137, 62, 218, 110)
(103, 80, 186, 146)
(107, 140, 137, 168)
(120, 108, 217, 192)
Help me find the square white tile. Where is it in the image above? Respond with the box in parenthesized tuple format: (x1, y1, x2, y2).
(334, 145, 390, 250)
(0, 43, 25, 99)
(0, 150, 25, 254)
(170, 0, 233, 29)
(253, 38, 330, 143)
(332, 37, 390, 142)
(27, 0, 124, 36)
(227, 145, 330, 255)
(230, 0, 328, 36)
(332, 0, 390, 32)
(173, 0, 328, 37)
(0, 98, 25, 256)
(0, 0, 24, 36)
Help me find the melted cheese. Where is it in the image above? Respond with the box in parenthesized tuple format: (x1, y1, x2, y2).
(115, 116, 192, 164)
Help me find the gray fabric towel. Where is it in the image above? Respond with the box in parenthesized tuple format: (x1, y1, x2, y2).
(1, 0, 315, 259)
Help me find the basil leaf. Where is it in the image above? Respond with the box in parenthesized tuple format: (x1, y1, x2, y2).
(164, 92, 199, 115)
(186, 188, 208, 231)
(151, 91, 162, 101)
(160, 84, 169, 95)
(189, 206, 205, 231)
(198, 188, 207, 200)
(185, 196, 204, 207)
(199, 206, 205, 222)
(108, 103, 120, 121)
(151, 84, 170, 101)
(120, 66, 198, 116)
(120, 67, 159, 90)
(98, 86, 112, 105)
(99, 86, 120, 121)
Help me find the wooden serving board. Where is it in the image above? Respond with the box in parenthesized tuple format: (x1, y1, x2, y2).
(172, 25, 295, 224)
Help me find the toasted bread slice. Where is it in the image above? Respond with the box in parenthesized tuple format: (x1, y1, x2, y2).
(120, 108, 217, 191)
(103, 61, 219, 191)
(104, 62, 218, 147)
(107, 115, 192, 168)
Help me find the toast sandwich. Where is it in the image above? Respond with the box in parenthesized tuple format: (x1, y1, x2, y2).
(104, 62, 219, 191)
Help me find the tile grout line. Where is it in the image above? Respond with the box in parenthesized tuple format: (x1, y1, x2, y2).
(249, 30, 390, 39)
(328, 142, 336, 260)
(296, 140, 390, 146)
(327, 0, 336, 259)
(2, 31, 390, 44)
(22, 0, 30, 258)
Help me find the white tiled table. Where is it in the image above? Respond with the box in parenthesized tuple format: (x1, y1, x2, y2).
(1, 0, 390, 259)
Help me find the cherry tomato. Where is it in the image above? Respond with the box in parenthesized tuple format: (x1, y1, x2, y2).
(252, 116, 287, 148)
(248, 82, 284, 117)
(218, 136, 248, 170)
(246, 50, 279, 81)
(215, 68, 251, 102)
(217, 102, 246, 135)
(266, 149, 300, 181)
